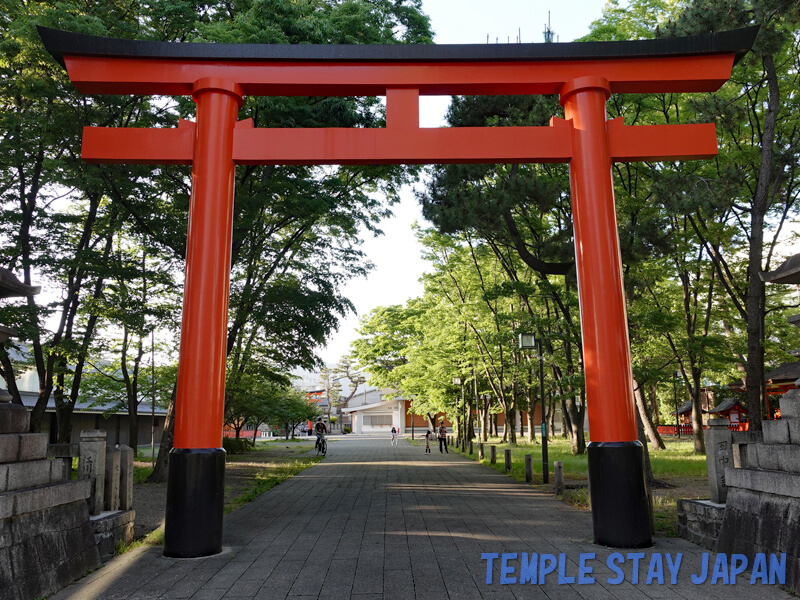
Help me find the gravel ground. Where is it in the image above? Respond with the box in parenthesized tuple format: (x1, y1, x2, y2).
(131, 479, 167, 539)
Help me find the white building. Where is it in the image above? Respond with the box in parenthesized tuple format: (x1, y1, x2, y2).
(341, 387, 407, 434)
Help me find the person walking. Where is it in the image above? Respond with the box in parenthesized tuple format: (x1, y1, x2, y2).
(391, 426, 397, 445)
(424, 429, 431, 454)
(437, 420, 448, 453)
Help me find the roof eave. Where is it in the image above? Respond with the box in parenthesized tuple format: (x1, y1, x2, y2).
(37, 25, 759, 70)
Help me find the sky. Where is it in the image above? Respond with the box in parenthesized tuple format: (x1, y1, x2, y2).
(317, 0, 611, 365)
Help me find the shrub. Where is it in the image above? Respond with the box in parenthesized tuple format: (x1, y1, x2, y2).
(222, 437, 252, 455)
(343, 427, 351, 434)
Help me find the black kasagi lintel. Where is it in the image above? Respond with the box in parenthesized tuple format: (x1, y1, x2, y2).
(38, 25, 758, 69)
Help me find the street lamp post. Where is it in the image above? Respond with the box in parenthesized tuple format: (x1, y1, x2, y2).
(520, 333, 549, 484)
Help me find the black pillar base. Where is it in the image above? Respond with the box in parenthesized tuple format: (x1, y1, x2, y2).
(164, 447, 226, 558)
(587, 441, 652, 548)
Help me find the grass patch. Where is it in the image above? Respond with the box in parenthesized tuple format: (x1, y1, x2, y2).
(652, 495, 680, 537)
(647, 439, 708, 477)
(116, 525, 165, 555)
(257, 437, 313, 444)
(561, 487, 590, 509)
(455, 435, 706, 481)
(133, 465, 152, 485)
(453, 434, 708, 537)
(224, 456, 323, 514)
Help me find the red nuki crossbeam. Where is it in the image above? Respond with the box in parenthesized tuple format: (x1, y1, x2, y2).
(82, 116, 718, 166)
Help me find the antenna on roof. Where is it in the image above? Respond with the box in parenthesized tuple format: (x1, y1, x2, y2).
(543, 10, 555, 43)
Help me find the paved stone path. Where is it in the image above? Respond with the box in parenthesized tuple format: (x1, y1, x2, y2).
(51, 436, 792, 600)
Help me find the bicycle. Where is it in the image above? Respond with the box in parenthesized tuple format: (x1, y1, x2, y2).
(315, 435, 327, 456)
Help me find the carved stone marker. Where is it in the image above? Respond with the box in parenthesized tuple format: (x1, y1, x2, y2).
(525, 454, 533, 483)
(704, 418, 732, 503)
(79, 430, 107, 515)
(118, 445, 134, 511)
(105, 445, 121, 511)
(490, 445, 496, 464)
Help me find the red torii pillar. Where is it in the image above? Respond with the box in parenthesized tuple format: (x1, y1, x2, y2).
(39, 26, 756, 556)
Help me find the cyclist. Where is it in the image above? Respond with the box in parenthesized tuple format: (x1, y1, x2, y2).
(314, 417, 328, 452)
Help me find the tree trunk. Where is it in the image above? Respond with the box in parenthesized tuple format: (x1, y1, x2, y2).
(0, 352, 23, 406)
(634, 380, 665, 451)
(507, 407, 517, 444)
(636, 406, 661, 511)
(147, 382, 177, 484)
(29, 355, 56, 434)
(564, 397, 585, 455)
(468, 399, 475, 441)
(648, 383, 661, 426)
(427, 413, 437, 431)
(482, 398, 489, 441)
(54, 385, 74, 444)
(128, 399, 139, 450)
(690, 371, 706, 454)
(527, 398, 537, 443)
(745, 52, 780, 432)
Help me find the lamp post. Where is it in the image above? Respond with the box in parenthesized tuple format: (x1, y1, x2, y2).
(453, 377, 465, 451)
(520, 333, 549, 483)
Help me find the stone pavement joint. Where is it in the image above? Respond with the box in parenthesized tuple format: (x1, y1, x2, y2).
(50, 436, 794, 599)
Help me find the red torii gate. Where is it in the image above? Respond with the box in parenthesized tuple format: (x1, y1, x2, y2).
(40, 26, 756, 557)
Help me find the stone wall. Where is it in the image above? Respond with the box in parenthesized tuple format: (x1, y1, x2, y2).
(677, 391, 800, 591)
(0, 410, 100, 600)
(1, 486, 99, 600)
(714, 390, 800, 592)
(677, 498, 725, 550)
(91, 509, 136, 561)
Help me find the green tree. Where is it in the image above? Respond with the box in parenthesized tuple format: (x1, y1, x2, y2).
(660, 0, 800, 430)
(267, 388, 319, 440)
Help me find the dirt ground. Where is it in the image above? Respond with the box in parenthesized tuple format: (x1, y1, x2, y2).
(131, 440, 317, 539)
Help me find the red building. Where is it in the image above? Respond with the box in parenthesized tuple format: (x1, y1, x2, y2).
(708, 397, 749, 431)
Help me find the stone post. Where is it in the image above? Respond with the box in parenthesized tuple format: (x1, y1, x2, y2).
(704, 418, 732, 503)
(79, 429, 106, 515)
(554, 461, 564, 495)
(469, 440, 473, 455)
(118, 445, 134, 511)
(781, 388, 800, 419)
(524, 454, 533, 483)
(105, 445, 121, 511)
(490, 445, 496, 464)
(504, 449, 511, 472)
(478, 443, 484, 460)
